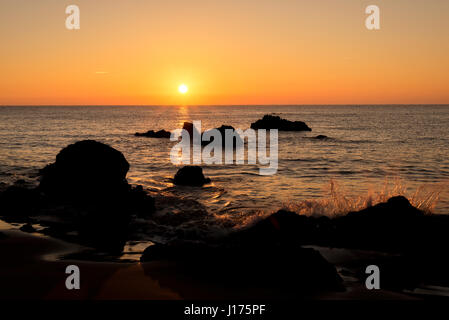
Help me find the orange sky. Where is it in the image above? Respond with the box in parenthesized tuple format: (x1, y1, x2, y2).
(0, 0, 448, 105)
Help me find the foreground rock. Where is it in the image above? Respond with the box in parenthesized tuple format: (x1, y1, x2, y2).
(135, 129, 171, 138)
(250, 115, 312, 131)
(39, 140, 130, 202)
(141, 240, 343, 294)
(173, 166, 211, 186)
(239, 196, 449, 290)
(0, 140, 155, 253)
(240, 196, 438, 252)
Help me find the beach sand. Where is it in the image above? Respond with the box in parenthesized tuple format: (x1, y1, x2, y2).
(0, 230, 180, 300)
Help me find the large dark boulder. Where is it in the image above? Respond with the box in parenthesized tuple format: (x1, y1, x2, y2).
(39, 140, 130, 202)
(250, 115, 311, 131)
(135, 129, 171, 138)
(173, 166, 211, 186)
(333, 196, 424, 251)
(0, 140, 155, 253)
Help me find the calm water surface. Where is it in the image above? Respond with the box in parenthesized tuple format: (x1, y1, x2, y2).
(1, 105, 448, 215)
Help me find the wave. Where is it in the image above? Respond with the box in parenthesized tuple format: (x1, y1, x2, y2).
(281, 177, 443, 217)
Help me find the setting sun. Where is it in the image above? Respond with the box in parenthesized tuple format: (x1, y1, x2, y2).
(178, 84, 188, 95)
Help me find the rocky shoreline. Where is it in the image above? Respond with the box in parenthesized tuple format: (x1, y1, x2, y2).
(1, 138, 448, 298)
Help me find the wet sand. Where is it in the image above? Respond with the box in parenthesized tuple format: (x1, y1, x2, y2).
(0, 230, 180, 300)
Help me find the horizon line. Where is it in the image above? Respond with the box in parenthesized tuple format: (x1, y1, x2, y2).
(1, 103, 449, 107)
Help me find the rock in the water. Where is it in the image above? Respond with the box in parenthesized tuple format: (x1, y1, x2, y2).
(202, 125, 243, 148)
(182, 122, 201, 139)
(250, 115, 311, 131)
(314, 135, 328, 140)
(0, 140, 155, 253)
(135, 129, 171, 138)
(19, 223, 36, 233)
(39, 140, 130, 202)
(173, 166, 211, 186)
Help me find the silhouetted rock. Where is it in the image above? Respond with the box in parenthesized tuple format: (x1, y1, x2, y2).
(19, 223, 36, 233)
(334, 196, 424, 251)
(0, 232, 6, 240)
(250, 115, 311, 131)
(202, 125, 243, 148)
(0, 185, 41, 219)
(141, 240, 343, 293)
(0, 140, 155, 254)
(39, 140, 130, 203)
(314, 135, 328, 140)
(173, 166, 211, 186)
(233, 209, 331, 246)
(135, 129, 171, 138)
(182, 122, 201, 140)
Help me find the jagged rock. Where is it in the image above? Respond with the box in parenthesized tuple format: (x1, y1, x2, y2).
(250, 115, 311, 131)
(182, 122, 201, 139)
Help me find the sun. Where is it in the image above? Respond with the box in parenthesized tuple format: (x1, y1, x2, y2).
(178, 84, 188, 94)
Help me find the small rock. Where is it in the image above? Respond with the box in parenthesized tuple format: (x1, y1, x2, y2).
(173, 166, 211, 186)
(20, 223, 36, 233)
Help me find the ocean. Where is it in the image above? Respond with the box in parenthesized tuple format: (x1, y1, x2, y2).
(1, 105, 448, 221)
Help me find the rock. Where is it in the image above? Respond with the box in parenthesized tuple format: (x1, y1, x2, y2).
(333, 196, 425, 251)
(39, 140, 130, 202)
(233, 210, 331, 246)
(202, 125, 243, 148)
(314, 135, 328, 140)
(0, 186, 41, 219)
(182, 122, 201, 139)
(237, 196, 435, 252)
(140, 240, 343, 293)
(250, 115, 311, 131)
(0, 140, 155, 253)
(135, 129, 171, 138)
(19, 223, 36, 233)
(173, 166, 211, 186)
